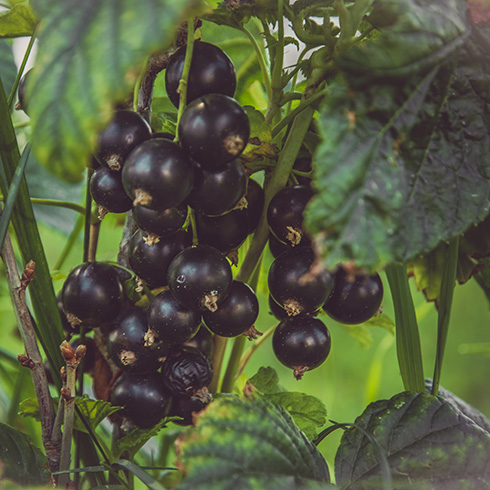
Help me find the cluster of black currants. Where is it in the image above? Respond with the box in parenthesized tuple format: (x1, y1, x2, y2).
(266, 184, 384, 379)
(59, 41, 265, 429)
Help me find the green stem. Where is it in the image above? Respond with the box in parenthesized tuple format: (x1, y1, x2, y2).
(209, 335, 228, 394)
(272, 87, 327, 138)
(385, 263, 425, 392)
(236, 324, 275, 379)
(0, 196, 85, 215)
(174, 17, 195, 142)
(83, 168, 94, 262)
(431, 236, 459, 395)
(239, 25, 272, 101)
(8, 27, 37, 110)
(218, 107, 316, 393)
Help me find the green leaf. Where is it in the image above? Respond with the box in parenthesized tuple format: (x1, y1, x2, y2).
(0, 39, 16, 95)
(248, 366, 283, 394)
(306, 22, 490, 272)
(248, 367, 327, 439)
(75, 395, 123, 431)
(28, 0, 197, 183)
(113, 460, 167, 490)
(19, 396, 122, 433)
(177, 395, 333, 490)
(267, 392, 327, 441)
(348, 0, 468, 82)
(241, 106, 278, 162)
(424, 379, 490, 435)
(112, 417, 177, 460)
(335, 392, 490, 489)
(0, 422, 50, 486)
(408, 213, 490, 304)
(0, 4, 37, 38)
(204, 0, 278, 29)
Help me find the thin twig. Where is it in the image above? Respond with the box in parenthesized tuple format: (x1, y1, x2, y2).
(0, 230, 59, 477)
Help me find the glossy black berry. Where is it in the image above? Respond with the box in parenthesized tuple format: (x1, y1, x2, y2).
(323, 268, 383, 325)
(107, 305, 161, 373)
(110, 371, 171, 428)
(162, 347, 213, 399)
(167, 245, 233, 312)
(187, 159, 246, 216)
(267, 185, 314, 247)
(90, 166, 133, 217)
(165, 41, 236, 108)
(268, 233, 293, 258)
(95, 110, 151, 170)
(184, 324, 214, 358)
(203, 281, 259, 337)
(122, 138, 194, 210)
(272, 315, 331, 380)
(128, 228, 191, 288)
(178, 94, 250, 170)
(61, 262, 125, 329)
(268, 247, 334, 316)
(133, 203, 188, 237)
(268, 294, 320, 321)
(147, 289, 202, 347)
(195, 209, 249, 254)
(71, 338, 97, 373)
(169, 395, 208, 426)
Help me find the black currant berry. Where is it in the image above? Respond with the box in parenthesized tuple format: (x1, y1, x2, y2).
(128, 228, 191, 289)
(202, 281, 259, 337)
(184, 324, 214, 358)
(187, 159, 246, 216)
(122, 138, 194, 210)
(167, 245, 233, 312)
(61, 262, 125, 329)
(267, 185, 314, 247)
(162, 347, 213, 400)
(178, 94, 250, 170)
(133, 203, 188, 237)
(90, 166, 133, 217)
(268, 247, 334, 316)
(71, 337, 97, 373)
(17, 68, 32, 115)
(165, 41, 236, 108)
(147, 289, 202, 347)
(323, 268, 383, 324)
(268, 232, 294, 258)
(195, 209, 249, 254)
(111, 371, 171, 428)
(272, 315, 331, 380)
(169, 395, 208, 426)
(107, 305, 161, 373)
(95, 110, 151, 170)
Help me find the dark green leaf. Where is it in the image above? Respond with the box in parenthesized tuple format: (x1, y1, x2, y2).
(0, 39, 16, 95)
(408, 213, 490, 304)
(28, 0, 197, 183)
(25, 153, 84, 234)
(177, 394, 333, 490)
(347, 0, 468, 82)
(112, 417, 178, 460)
(335, 392, 490, 489)
(0, 422, 50, 485)
(0, 4, 37, 38)
(475, 257, 490, 308)
(306, 22, 490, 271)
(424, 379, 490, 435)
